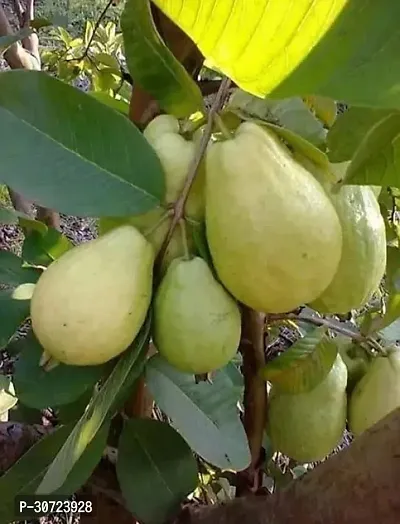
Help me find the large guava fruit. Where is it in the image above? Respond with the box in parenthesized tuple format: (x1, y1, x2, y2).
(348, 348, 400, 436)
(31, 225, 154, 366)
(205, 122, 343, 314)
(267, 354, 348, 462)
(154, 256, 241, 374)
(143, 114, 205, 221)
(308, 163, 386, 314)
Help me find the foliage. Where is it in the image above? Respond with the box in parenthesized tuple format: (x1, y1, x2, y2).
(1, 1, 400, 523)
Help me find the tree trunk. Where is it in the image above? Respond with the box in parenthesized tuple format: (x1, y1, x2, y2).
(178, 407, 400, 524)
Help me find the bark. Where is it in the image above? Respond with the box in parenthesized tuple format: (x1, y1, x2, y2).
(178, 407, 400, 524)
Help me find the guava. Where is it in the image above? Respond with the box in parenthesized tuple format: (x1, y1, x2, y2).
(337, 340, 370, 393)
(309, 164, 386, 314)
(31, 225, 154, 366)
(348, 348, 400, 436)
(143, 114, 205, 221)
(205, 122, 343, 314)
(153, 256, 241, 374)
(267, 354, 348, 462)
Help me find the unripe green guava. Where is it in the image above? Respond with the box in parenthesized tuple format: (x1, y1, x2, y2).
(267, 354, 348, 462)
(154, 256, 241, 374)
(349, 348, 400, 436)
(143, 114, 205, 221)
(205, 122, 343, 313)
(31, 225, 154, 366)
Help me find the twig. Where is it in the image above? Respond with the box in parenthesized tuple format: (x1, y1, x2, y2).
(156, 76, 231, 271)
(269, 313, 384, 352)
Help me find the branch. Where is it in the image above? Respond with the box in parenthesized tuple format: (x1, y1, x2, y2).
(269, 312, 383, 353)
(156, 76, 232, 271)
(237, 308, 267, 495)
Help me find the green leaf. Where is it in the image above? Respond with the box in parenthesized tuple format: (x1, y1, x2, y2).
(327, 107, 395, 162)
(22, 228, 72, 266)
(0, 290, 30, 348)
(89, 92, 130, 115)
(0, 70, 164, 217)
(0, 206, 17, 224)
(94, 52, 120, 69)
(35, 315, 151, 494)
(56, 390, 93, 424)
(261, 326, 338, 394)
(345, 113, 400, 187)
(121, 0, 204, 118)
(117, 419, 198, 524)
(0, 251, 41, 286)
(154, 1, 400, 109)
(229, 92, 326, 147)
(0, 28, 33, 53)
(8, 403, 42, 424)
(0, 422, 109, 523)
(13, 331, 105, 409)
(145, 355, 250, 471)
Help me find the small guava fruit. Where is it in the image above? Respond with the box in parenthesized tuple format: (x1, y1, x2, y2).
(205, 122, 343, 313)
(143, 114, 205, 221)
(153, 256, 241, 374)
(309, 165, 386, 313)
(348, 348, 400, 436)
(267, 354, 348, 462)
(338, 341, 370, 393)
(31, 225, 154, 366)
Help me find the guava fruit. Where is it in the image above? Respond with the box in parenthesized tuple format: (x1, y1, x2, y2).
(31, 225, 154, 366)
(348, 348, 400, 436)
(154, 256, 241, 374)
(309, 167, 386, 313)
(205, 121, 343, 314)
(143, 114, 205, 221)
(267, 354, 348, 462)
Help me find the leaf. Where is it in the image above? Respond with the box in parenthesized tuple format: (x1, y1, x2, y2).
(345, 113, 400, 187)
(89, 92, 130, 115)
(0, 206, 18, 224)
(145, 355, 250, 471)
(0, 28, 33, 53)
(303, 95, 337, 128)
(0, 251, 41, 287)
(327, 107, 395, 162)
(0, 290, 30, 348)
(117, 419, 198, 524)
(13, 331, 106, 409)
(155, 0, 400, 109)
(94, 52, 120, 70)
(261, 326, 338, 394)
(22, 228, 72, 266)
(35, 315, 151, 494)
(0, 422, 109, 523)
(121, 0, 204, 118)
(229, 92, 326, 147)
(56, 390, 93, 424)
(0, 70, 164, 217)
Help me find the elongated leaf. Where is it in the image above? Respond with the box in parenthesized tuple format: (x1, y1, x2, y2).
(121, 0, 204, 118)
(0, 290, 30, 348)
(146, 355, 250, 471)
(0, 251, 40, 286)
(155, 1, 400, 109)
(117, 419, 198, 524)
(327, 107, 395, 162)
(345, 113, 400, 186)
(0, 70, 164, 217)
(261, 326, 338, 394)
(22, 228, 72, 266)
(90, 92, 130, 115)
(0, 422, 109, 523)
(35, 315, 151, 494)
(13, 331, 106, 409)
(0, 28, 33, 53)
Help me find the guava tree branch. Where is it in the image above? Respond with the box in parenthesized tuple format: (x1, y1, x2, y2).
(236, 308, 267, 495)
(156, 76, 232, 270)
(269, 312, 383, 352)
(178, 406, 400, 524)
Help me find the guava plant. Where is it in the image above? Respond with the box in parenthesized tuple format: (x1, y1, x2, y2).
(1, 1, 400, 524)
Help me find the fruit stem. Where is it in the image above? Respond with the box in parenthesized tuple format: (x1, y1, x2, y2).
(155, 76, 232, 275)
(269, 312, 385, 353)
(179, 218, 191, 261)
(142, 208, 173, 239)
(214, 113, 233, 140)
